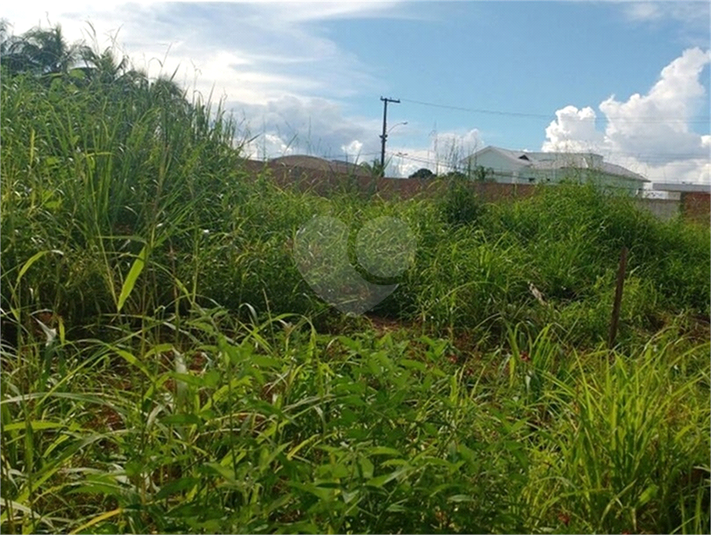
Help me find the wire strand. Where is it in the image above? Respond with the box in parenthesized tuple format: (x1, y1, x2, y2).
(400, 97, 711, 124)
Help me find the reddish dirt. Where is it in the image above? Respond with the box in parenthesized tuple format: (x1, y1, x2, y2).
(365, 314, 411, 334)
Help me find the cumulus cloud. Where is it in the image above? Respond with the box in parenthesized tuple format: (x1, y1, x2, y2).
(4, 1, 411, 169)
(237, 95, 382, 163)
(5, 1, 417, 171)
(543, 47, 711, 184)
(543, 106, 605, 153)
(619, 1, 710, 47)
(4, 2, 402, 104)
(236, 102, 485, 179)
(600, 47, 710, 162)
(389, 128, 484, 178)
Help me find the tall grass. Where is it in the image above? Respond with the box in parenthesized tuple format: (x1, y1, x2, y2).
(2, 307, 707, 533)
(3, 66, 708, 347)
(520, 329, 710, 534)
(1, 44, 709, 534)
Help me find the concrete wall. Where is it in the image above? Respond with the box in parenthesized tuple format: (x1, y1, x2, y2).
(241, 158, 537, 202)
(681, 192, 710, 224)
(240, 159, 705, 224)
(634, 198, 680, 222)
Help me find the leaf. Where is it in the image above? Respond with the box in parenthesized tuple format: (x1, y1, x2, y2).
(167, 372, 204, 387)
(155, 477, 200, 500)
(113, 348, 152, 379)
(367, 446, 401, 456)
(161, 414, 202, 426)
(201, 462, 236, 482)
(447, 494, 475, 503)
(287, 434, 322, 460)
(117, 245, 147, 312)
(637, 484, 658, 507)
(16, 250, 64, 285)
(68, 483, 121, 496)
(342, 489, 360, 504)
(357, 456, 374, 480)
(336, 336, 361, 351)
(288, 481, 333, 500)
(202, 370, 221, 388)
(58, 315, 66, 344)
(3, 421, 65, 432)
(69, 508, 123, 534)
(400, 359, 427, 372)
(69, 68, 86, 80)
(250, 355, 282, 369)
(366, 467, 407, 488)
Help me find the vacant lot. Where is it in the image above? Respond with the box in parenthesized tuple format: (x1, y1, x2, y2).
(2, 47, 709, 534)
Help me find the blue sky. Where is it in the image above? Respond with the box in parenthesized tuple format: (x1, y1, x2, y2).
(5, 1, 710, 182)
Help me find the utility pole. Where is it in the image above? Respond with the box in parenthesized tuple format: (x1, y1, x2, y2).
(379, 96, 400, 177)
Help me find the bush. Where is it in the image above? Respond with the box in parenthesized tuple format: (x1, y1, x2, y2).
(438, 176, 486, 227)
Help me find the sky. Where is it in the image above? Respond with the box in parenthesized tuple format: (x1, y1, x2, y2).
(4, 1, 711, 183)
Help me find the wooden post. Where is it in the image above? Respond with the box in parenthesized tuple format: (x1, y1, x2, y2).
(608, 246, 628, 349)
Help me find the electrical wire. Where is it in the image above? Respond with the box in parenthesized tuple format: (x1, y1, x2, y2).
(400, 97, 711, 124)
(400, 98, 552, 119)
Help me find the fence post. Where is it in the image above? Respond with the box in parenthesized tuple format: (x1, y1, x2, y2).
(608, 246, 628, 349)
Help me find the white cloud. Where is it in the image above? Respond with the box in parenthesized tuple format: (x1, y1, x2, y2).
(258, 1, 402, 23)
(601, 47, 710, 161)
(623, 2, 662, 22)
(236, 95, 381, 163)
(543, 47, 711, 184)
(244, 133, 296, 160)
(389, 128, 484, 178)
(3, 1, 403, 105)
(621, 1, 710, 26)
(4, 1, 423, 176)
(543, 106, 605, 153)
(617, 1, 711, 47)
(3, 1, 410, 167)
(342, 139, 364, 156)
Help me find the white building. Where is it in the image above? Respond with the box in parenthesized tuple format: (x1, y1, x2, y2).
(462, 146, 649, 195)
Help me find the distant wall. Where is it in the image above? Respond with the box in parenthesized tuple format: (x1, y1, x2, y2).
(375, 177, 537, 202)
(240, 159, 537, 202)
(240, 159, 705, 224)
(681, 192, 710, 224)
(634, 199, 680, 222)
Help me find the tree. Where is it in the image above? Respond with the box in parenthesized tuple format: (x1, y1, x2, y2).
(1, 20, 29, 74)
(0, 19, 13, 54)
(150, 74, 186, 103)
(441, 170, 468, 180)
(2, 24, 82, 76)
(409, 168, 435, 179)
(77, 47, 127, 83)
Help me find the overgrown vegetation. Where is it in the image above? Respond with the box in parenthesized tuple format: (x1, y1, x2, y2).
(1, 24, 709, 534)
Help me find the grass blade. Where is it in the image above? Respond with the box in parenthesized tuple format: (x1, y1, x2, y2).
(117, 245, 147, 313)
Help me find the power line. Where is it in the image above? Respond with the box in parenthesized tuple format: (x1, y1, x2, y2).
(400, 97, 552, 119)
(401, 97, 710, 124)
(596, 116, 710, 124)
(387, 151, 459, 170)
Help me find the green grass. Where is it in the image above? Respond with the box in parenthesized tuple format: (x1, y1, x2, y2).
(1, 47, 709, 534)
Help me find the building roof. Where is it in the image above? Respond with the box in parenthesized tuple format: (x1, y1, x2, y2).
(652, 182, 711, 193)
(469, 146, 649, 183)
(269, 155, 372, 177)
